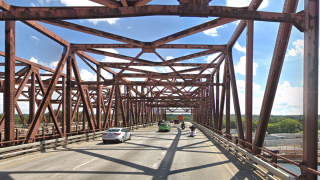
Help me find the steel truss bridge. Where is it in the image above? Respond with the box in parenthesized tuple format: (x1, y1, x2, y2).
(0, 0, 319, 179)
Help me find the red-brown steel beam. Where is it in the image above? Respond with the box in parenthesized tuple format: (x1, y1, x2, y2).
(135, 0, 152, 6)
(24, 46, 70, 143)
(227, 51, 244, 142)
(227, 0, 264, 47)
(83, 48, 154, 65)
(76, 51, 117, 76)
(0, 5, 304, 28)
(254, 0, 298, 153)
(151, 18, 235, 47)
(103, 85, 115, 129)
(61, 76, 66, 135)
(101, 62, 215, 67)
(215, 68, 219, 129)
(218, 64, 226, 130)
(0, 0, 70, 46)
(72, 43, 226, 50)
(71, 56, 95, 131)
(66, 59, 72, 133)
(102, 80, 219, 86)
(120, 0, 128, 7)
(162, 49, 221, 65)
(245, 20, 253, 150)
(301, 0, 318, 179)
(96, 65, 102, 129)
(225, 59, 230, 136)
(35, 72, 63, 136)
(115, 85, 120, 127)
(89, 0, 121, 8)
(116, 74, 210, 79)
(43, 20, 143, 47)
(4, 20, 15, 143)
(29, 72, 36, 124)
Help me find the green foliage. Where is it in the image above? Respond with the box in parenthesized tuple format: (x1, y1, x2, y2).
(220, 114, 305, 134)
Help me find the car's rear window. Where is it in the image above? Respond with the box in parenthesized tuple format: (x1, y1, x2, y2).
(106, 129, 120, 132)
(160, 124, 167, 126)
(121, 129, 126, 132)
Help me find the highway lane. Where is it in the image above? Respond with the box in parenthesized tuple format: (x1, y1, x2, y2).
(0, 122, 260, 180)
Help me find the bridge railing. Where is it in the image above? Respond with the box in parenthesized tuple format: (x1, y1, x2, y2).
(193, 122, 319, 180)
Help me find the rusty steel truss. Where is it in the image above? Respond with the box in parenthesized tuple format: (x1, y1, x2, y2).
(0, 0, 318, 179)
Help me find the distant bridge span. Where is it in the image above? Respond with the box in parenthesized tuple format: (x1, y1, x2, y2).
(0, 0, 319, 179)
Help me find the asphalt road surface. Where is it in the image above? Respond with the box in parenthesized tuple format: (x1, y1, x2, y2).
(0, 122, 260, 180)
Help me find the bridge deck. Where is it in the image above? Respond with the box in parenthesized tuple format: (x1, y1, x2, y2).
(0, 122, 259, 180)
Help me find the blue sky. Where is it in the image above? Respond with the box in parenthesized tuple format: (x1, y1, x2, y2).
(0, 0, 311, 115)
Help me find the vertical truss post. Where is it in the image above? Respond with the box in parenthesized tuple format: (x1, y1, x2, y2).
(126, 86, 130, 126)
(206, 87, 209, 125)
(302, 0, 318, 179)
(4, 20, 15, 143)
(211, 77, 215, 127)
(66, 59, 72, 133)
(218, 63, 226, 131)
(96, 65, 101, 130)
(141, 86, 144, 124)
(29, 72, 36, 124)
(246, 20, 253, 150)
(83, 106, 86, 131)
(254, 0, 299, 153)
(215, 69, 220, 129)
(227, 50, 244, 142)
(115, 85, 120, 127)
(209, 84, 213, 127)
(226, 59, 231, 137)
(61, 76, 66, 136)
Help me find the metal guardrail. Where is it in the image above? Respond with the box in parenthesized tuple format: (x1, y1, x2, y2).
(0, 123, 153, 159)
(193, 122, 298, 180)
(0, 131, 105, 158)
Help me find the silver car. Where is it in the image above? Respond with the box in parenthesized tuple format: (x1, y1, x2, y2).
(102, 128, 131, 144)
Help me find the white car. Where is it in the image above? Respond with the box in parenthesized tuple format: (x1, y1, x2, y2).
(102, 128, 131, 144)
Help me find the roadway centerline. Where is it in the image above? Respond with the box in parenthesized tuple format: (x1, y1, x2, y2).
(73, 157, 98, 170)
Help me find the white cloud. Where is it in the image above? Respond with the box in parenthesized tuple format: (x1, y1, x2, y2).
(31, 3, 36, 7)
(234, 56, 258, 75)
(60, 0, 100, 6)
(233, 20, 240, 25)
(38, 0, 54, 5)
(287, 39, 303, 57)
(205, 53, 220, 63)
(31, 36, 39, 41)
(203, 25, 224, 37)
(95, 48, 118, 54)
(234, 41, 246, 53)
(80, 69, 97, 81)
(88, 18, 120, 25)
(236, 80, 261, 91)
(59, 0, 119, 25)
(30, 57, 38, 63)
(272, 81, 303, 115)
(226, 0, 269, 9)
(166, 56, 174, 60)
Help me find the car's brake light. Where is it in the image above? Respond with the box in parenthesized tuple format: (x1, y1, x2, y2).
(103, 133, 107, 135)
(114, 133, 121, 135)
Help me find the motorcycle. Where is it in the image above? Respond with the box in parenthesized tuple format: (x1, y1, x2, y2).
(181, 124, 185, 130)
(189, 125, 196, 137)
